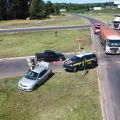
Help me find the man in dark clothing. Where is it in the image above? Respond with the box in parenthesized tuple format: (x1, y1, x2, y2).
(31, 57, 36, 70)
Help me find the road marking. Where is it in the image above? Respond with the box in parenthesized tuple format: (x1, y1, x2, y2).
(90, 28, 105, 120)
(99, 60, 120, 65)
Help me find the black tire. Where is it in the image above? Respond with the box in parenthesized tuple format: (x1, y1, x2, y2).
(73, 66, 78, 72)
(59, 57, 63, 61)
(91, 63, 95, 68)
(34, 84, 39, 90)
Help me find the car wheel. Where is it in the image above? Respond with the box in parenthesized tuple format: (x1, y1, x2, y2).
(73, 66, 78, 72)
(91, 63, 95, 68)
(34, 84, 39, 90)
(59, 57, 63, 61)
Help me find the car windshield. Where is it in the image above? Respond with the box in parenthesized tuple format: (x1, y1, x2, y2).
(114, 21, 120, 24)
(25, 70, 38, 80)
(95, 26, 100, 29)
(70, 56, 82, 62)
(107, 40, 120, 47)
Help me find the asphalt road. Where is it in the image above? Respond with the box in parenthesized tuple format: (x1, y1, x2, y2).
(93, 32, 120, 120)
(0, 53, 76, 79)
(78, 14, 120, 120)
(0, 14, 120, 120)
(0, 25, 90, 33)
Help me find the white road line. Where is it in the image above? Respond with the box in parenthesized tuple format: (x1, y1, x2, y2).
(90, 28, 105, 120)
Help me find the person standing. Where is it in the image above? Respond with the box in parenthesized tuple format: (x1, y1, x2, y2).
(31, 57, 36, 70)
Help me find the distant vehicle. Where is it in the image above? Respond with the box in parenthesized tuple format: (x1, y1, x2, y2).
(113, 15, 120, 30)
(18, 62, 52, 92)
(63, 52, 98, 72)
(35, 50, 66, 62)
(100, 25, 120, 54)
(93, 7, 102, 10)
(94, 23, 102, 34)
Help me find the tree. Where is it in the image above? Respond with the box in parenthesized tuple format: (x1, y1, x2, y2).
(29, 0, 46, 19)
(12, 0, 29, 19)
(45, 1, 54, 15)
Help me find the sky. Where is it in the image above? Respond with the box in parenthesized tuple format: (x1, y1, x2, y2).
(43, 0, 113, 4)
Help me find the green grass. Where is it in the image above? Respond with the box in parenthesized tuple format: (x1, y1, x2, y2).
(0, 29, 91, 58)
(0, 14, 88, 28)
(84, 8, 120, 24)
(85, 13, 114, 23)
(41, 18, 89, 27)
(0, 70, 102, 120)
(0, 14, 72, 27)
(91, 9, 120, 14)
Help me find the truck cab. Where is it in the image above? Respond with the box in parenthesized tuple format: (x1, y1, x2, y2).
(105, 36, 120, 54)
(94, 23, 102, 34)
(113, 15, 120, 30)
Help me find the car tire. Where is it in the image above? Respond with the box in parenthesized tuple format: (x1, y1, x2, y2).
(91, 63, 95, 68)
(59, 57, 63, 61)
(34, 84, 39, 90)
(73, 66, 78, 72)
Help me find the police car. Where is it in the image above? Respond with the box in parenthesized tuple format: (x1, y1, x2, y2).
(63, 52, 98, 72)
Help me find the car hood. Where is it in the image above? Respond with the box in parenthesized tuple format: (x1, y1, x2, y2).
(35, 53, 45, 57)
(64, 60, 74, 65)
(19, 77, 37, 86)
(56, 52, 64, 56)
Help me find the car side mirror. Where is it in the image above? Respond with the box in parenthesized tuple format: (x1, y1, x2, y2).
(37, 78, 40, 81)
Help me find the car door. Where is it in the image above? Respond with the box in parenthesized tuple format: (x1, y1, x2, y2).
(73, 57, 84, 70)
(48, 51, 56, 61)
(78, 57, 84, 70)
(37, 69, 48, 85)
(91, 54, 97, 66)
(85, 55, 92, 68)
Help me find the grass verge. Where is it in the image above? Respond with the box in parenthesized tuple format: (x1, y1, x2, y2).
(0, 70, 102, 120)
(0, 29, 91, 58)
(0, 14, 88, 28)
(85, 13, 114, 24)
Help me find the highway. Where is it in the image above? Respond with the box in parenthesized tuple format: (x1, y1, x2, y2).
(0, 25, 90, 33)
(85, 15, 120, 120)
(78, 14, 120, 120)
(0, 14, 120, 120)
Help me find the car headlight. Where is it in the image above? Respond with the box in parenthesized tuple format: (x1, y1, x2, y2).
(70, 64, 73, 67)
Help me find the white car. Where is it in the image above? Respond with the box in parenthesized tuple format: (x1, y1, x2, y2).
(18, 62, 52, 92)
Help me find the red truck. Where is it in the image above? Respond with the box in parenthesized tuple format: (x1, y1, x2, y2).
(100, 25, 120, 54)
(94, 23, 102, 34)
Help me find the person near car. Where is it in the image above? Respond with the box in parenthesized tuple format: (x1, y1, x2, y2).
(31, 57, 36, 70)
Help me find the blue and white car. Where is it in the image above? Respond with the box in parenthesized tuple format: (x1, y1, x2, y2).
(18, 62, 52, 92)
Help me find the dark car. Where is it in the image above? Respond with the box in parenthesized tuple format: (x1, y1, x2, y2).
(35, 50, 66, 62)
(63, 52, 98, 72)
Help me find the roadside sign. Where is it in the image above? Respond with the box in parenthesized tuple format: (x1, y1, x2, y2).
(77, 37, 83, 51)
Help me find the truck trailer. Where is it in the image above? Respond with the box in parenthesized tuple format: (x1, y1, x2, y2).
(100, 26, 120, 54)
